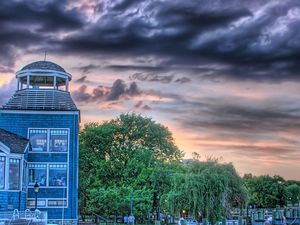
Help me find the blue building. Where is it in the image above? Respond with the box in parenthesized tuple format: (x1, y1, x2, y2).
(0, 61, 79, 224)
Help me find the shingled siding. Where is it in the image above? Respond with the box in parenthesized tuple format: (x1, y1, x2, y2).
(0, 192, 8, 210)
(0, 111, 79, 221)
(0, 192, 26, 211)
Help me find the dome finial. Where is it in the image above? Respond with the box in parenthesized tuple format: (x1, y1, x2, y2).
(44, 50, 47, 61)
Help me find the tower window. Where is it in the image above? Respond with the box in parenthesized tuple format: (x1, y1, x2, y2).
(29, 129, 47, 152)
(50, 129, 68, 152)
(28, 128, 69, 152)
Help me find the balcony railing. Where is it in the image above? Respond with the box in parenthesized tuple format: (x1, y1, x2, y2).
(0, 209, 47, 225)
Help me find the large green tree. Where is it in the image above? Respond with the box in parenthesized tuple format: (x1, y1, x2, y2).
(79, 113, 183, 219)
(162, 159, 247, 224)
(243, 174, 288, 208)
(286, 184, 300, 205)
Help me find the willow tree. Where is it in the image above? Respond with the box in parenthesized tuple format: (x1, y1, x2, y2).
(162, 159, 247, 224)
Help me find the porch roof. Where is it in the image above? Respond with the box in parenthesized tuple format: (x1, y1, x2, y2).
(0, 128, 29, 154)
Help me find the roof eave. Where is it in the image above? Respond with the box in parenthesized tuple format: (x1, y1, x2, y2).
(0, 141, 10, 155)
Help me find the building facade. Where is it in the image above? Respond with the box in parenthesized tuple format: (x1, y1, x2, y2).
(0, 61, 79, 224)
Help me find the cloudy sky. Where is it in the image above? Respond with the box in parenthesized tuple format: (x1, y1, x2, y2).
(1, 0, 300, 180)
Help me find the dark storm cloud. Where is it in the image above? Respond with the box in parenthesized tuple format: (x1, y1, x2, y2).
(107, 79, 140, 100)
(153, 91, 300, 133)
(3, 0, 300, 81)
(72, 85, 91, 102)
(75, 76, 87, 83)
(134, 101, 143, 108)
(176, 103, 300, 133)
(155, 2, 252, 31)
(52, 0, 300, 81)
(55, 0, 252, 56)
(142, 105, 152, 111)
(127, 82, 140, 96)
(74, 64, 101, 74)
(106, 65, 167, 72)
(233, 146, 300, 160)
(159, 93, 300, 142)
(0, 0, 84, 68)
(196, 143, 300, 162)
(110, 0, 141, 11)
(0, 0, 84, 32)
(74, 75, 97, 84)
(107, 79, 126, 101)
(137, 74, 191, 84)
(72, 79, 141, 103)
(149, 90, 300, 160)
(0, 25, 47, 67)
(130, 73, 174, 84)
(175, 77, 191, 84)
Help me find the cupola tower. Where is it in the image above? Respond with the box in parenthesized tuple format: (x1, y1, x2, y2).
(0, 61, 79, 224)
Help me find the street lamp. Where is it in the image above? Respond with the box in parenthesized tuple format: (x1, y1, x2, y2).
(156, 195, 160, 225)
(34, 182, 40, 210)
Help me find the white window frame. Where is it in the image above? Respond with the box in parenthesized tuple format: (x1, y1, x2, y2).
(28, 128, 70, 153)
(49, 129, 69, 153)
(27, 198, 68, 208)
(47, 198, 68, 208)
(27, 198, 47, 208)
(48, 164, 68, 187)
(28, 163, 47, 186)
(27, 127, 70, 208)
(27, 163, 68, 188)
(8, 158, 21, 191)
(22, 161, 28, 192)
(0, 153, 25, 192)
(28, 129, 48, 152)
(0, 156, 5, 190)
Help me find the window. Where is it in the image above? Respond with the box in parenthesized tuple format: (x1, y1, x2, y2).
(48, 199, 67, 207)
(50, 129, 68, 152)
(22, 162, 27, 191)
(0, 157, 5, 189)
(28, 128, 69, 152)
(9, 159, 20, 190)
(49, 164, 67, 187)
(27, 199, 46, 207)
(28, 164, 47, 186)
(29, 129, 47, 152)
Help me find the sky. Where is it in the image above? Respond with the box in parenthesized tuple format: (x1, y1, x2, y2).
(0, 0, 300, 180)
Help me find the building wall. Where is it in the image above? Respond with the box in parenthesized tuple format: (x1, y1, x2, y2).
(0, 111, 79, 221)
(0, 192, 8, 210)
(0, 191, 26, 211)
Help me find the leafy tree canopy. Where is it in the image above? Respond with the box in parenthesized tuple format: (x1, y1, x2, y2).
(79, 113, 183, 218)
(286, 183, 300, 205)
(162, 159, 247, 224)
(243, 174, 288, 208)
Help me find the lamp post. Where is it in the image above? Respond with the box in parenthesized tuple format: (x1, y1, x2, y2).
(130, 193, 133, 216)
(34, 182, 40, 210)
(129, 193, 134, 225)
(156, 195, 160, 225)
